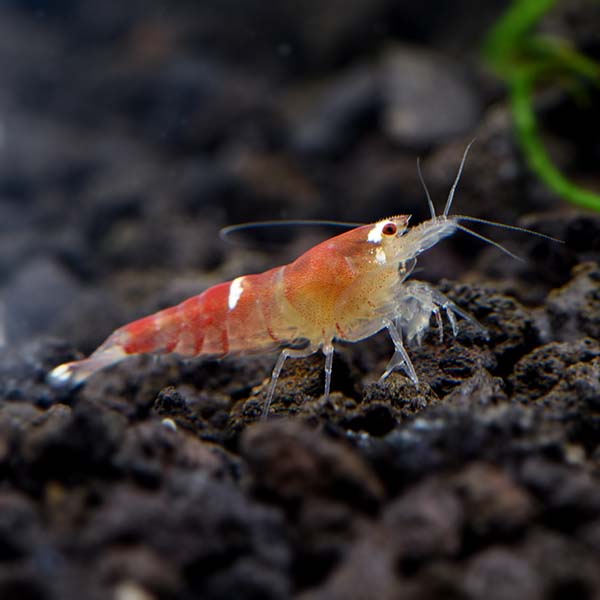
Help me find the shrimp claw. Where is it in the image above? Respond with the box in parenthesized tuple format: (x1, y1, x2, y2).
(396, 281, 489, 345)
(378, 282, 489, 383)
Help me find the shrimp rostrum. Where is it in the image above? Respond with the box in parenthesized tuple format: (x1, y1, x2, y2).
(50, 144, 556, 414)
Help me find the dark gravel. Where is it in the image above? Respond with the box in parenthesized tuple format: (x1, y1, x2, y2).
(1, 1, 599, 599)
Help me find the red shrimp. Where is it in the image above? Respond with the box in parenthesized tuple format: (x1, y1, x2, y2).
(49, 144, 557, 414)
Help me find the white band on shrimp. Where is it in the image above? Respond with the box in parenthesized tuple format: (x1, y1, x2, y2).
(228, 276, 245, 310)
(367, 220, 389, 243)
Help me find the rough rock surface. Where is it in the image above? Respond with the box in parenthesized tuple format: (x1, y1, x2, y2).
(1, 1, 599, 598)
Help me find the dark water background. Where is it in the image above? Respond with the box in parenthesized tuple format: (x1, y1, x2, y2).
(0, 1, 599, 599)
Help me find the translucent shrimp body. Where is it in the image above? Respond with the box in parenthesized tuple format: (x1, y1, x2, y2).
(49, 145, 556, 415)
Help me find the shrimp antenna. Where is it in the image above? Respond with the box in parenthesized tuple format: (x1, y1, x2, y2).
(454, 215, 564, 243)
(220, 219, 365, 242)
(444, 139, 475, 217)
(455, 224, 525, 262)
(417, 157, 436, 219)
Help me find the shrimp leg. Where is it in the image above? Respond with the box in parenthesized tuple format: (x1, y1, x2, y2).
(323, 343, 335, 401)
(263, 346, 318, 418)
(396, 281, 489, 344)
(428, 286, 489, 341)
(380, 320, 419, 384)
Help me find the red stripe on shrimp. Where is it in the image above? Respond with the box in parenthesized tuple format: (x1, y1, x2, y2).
(194, 282, 230, 355)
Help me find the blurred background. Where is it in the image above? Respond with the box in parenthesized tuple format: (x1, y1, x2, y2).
(1, 4, 600, 600)
(0, 0, 598, 352)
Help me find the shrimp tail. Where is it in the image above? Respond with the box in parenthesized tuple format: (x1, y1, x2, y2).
(48, 343, 128, 387)
(47, 278, 269, 387)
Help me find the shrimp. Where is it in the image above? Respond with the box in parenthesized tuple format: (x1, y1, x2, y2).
(49, 143, 556, 414)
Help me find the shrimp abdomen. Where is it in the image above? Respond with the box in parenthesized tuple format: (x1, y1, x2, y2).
(49, 267, 299, 386)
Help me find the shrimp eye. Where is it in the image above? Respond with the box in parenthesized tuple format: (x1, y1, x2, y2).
(382, 222, 397, 236)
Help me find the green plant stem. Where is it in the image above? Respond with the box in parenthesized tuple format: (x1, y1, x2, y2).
(511, 72, 600, 211)
(485, 0, 556, 73)
(484, 0, 600, 211)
